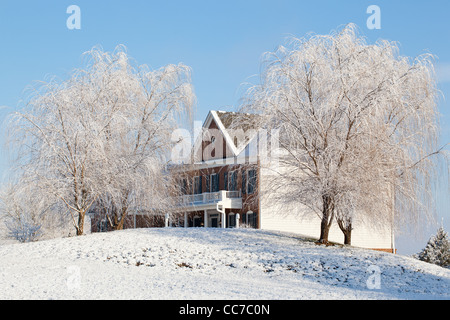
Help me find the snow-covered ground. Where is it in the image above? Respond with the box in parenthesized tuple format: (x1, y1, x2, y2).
(0, 228, 448, 300)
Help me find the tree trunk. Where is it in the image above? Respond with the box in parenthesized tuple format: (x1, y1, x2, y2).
(319, 195, 334, 244)
(111, 206, 128, 230)
(76, 211, 85, 235)
(343, 229, 351, 245)
(111, 192, 130, 231)
(115, 210, 127, 230)
(337, 217, 352, 245)
(319, 217, 330, 243)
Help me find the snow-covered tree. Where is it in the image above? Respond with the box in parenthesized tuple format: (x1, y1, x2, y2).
(0, 182, 43, 242)
(238, 24, 443, 244)
(0, 178, 80, 240)
(8, 46, 195, 235)
(415, 226, 450, 268)
(83, 47, 195, 231)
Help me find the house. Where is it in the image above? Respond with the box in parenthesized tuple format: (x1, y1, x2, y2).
(91, 110, 396, 253)
(169, 110, 260, 229)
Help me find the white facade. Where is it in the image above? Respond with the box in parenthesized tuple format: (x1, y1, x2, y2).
(258, 163, 394, 251)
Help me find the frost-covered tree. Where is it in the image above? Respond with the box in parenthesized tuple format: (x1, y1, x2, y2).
(83, 47, 195, 231)
(415, 226, 450, 268)
(8, 46, 195, 235)
(0, 179, 80, 240)
(0, 182, 43, 242)
(239, 24, 443, 244)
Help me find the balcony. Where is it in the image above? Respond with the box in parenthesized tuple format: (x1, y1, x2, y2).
(175, 190, 242, 212)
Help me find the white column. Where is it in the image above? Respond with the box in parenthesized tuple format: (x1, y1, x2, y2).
(222, 212, 226, 228)
(235, 213, 240, 229)
(184, 212, 188, 228)
(165, 213, 169, 228)
(204, 210, 208, 228)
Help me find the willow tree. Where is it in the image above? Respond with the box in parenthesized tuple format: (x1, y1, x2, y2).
(240, 24, 443, 244)
(8, 46, 195, 235)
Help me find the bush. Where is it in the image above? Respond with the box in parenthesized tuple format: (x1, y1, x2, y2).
(5, 216, 42, 243)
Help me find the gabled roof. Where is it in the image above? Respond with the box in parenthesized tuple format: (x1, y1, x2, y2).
(196, 110, 261, 159)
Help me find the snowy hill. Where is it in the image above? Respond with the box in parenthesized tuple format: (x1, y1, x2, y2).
(0, 228, 448, 300)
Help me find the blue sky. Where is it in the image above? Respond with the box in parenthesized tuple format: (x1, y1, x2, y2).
(0, 0, 449, 254)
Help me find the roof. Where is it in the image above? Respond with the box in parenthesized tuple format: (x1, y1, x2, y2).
(207, 110, 262, 156)
(216, 111, 261, 133)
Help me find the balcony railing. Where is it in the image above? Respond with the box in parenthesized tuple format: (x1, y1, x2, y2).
(176, 190, 242, 208)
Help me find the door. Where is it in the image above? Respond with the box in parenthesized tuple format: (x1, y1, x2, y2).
(210, 214, 218, 228)
(193, 216, 202, 227)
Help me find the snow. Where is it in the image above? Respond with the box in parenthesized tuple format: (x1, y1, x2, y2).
(0, 228, 449, 300)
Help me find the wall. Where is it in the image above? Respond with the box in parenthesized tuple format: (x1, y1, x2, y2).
(259, 164, 394, 251)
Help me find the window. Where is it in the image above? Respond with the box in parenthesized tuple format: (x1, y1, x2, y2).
(241, 170, 246, 195)
(246, 211, 257, 228)
(229, 170, 237, 191)
(181, 178, 188, 195)
(205, 174, 219, 192)
(98, 219, 107, 232)
(194, 176, 202, 194)
(228, 213, 236, 228)
(241, 169, 256, 194)
(205, 175, 211, 193)
(247, 169, 256, 194)
(224, 171, 228, 191)
(211, 173, 219, 192)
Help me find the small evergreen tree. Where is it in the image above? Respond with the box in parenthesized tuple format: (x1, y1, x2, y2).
(415, 226, 450, 268)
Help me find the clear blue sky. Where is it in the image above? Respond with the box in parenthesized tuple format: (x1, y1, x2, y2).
(0, 0, 449, 254)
